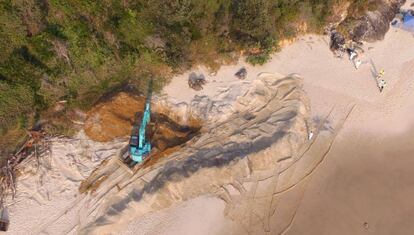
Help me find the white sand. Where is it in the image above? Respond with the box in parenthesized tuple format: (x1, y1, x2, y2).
(5, 1, 414, 233)
(120, 196, 236, 235)
(5, 132, 126, 234)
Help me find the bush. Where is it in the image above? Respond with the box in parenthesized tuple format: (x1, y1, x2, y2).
(0, 82, 35, 132)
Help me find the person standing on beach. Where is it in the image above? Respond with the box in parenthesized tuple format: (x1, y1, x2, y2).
(379, 79, 387, 92)
(349, 50, 357, 61)
(355, 59, 362, 69)
(376, 69, 386, 92)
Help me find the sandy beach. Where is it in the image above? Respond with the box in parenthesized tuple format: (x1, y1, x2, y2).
(121, 1, 414, 233)
(4, 1, 414, 234)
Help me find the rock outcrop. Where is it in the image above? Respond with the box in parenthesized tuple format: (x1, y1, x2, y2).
(329, 0, 405, 52)
(348, 0, 405, 42)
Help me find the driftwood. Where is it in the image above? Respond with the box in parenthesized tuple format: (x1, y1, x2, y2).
(0, 130, 52, 204)
(0, 130, 54, 231)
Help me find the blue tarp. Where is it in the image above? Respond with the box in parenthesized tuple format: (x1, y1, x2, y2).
(402, 12, 414, 33)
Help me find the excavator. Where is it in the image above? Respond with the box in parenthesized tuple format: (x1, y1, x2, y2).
(119, 80, 153, 169)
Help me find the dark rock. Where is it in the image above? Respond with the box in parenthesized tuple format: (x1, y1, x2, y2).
(329, 0, 405, 55)
(329, 30, 346, 52)
(188, 73, 206, 91)
(235, 67, 247, 80)
(348, 0, 405, 42)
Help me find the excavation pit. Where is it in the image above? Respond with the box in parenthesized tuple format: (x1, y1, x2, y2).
(128, 111, 201, 168)
(84, 92, 202, 166)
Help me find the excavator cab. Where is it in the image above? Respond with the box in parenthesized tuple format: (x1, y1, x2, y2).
(129, 122, 140, 147)
(129, 135, 139, 147)
(129, 119, 151, 163)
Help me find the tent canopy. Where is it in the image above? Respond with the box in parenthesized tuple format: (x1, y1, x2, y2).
(402, 12, 414, 33)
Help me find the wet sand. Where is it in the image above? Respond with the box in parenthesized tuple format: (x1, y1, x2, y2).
(288, 127, 414, 235)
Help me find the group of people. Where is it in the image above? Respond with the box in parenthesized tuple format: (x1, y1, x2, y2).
(346, 48, 387, 93)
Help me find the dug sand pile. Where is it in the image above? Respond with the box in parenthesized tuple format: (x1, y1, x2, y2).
(77, 73, 352, 235)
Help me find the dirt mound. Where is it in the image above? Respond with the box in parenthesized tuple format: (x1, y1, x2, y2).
(84, 92, 144, 142)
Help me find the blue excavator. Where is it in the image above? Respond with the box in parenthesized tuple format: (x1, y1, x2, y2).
(129, 80, 152, 163)
(122, 80, 153, 167)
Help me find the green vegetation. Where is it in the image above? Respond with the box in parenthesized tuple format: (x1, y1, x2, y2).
(0, 0, 373, 155)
